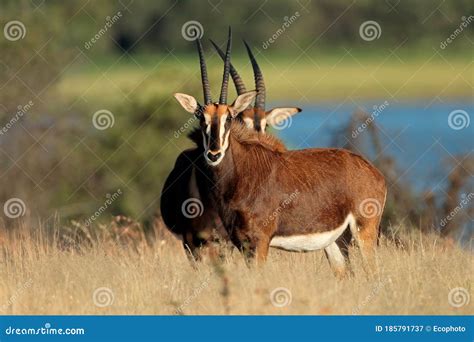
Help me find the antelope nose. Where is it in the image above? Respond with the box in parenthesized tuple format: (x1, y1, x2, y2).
(207, 151, 221, 162)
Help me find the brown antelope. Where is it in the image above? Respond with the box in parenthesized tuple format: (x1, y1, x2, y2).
(161, 31, 300, 261)
(174, 29, 387, 276)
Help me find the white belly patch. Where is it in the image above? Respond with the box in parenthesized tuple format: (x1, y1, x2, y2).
(269, 214, 355, 252)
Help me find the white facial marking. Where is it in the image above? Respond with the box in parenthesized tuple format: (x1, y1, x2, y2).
(204, 113, 211, 135)
(221, 130, 230, 153)
(203, 113, 231, 167)
(202, 115, 213, 164)
(269, 214, 355, 252)
(202, 112, 212, 163)
(219, 114, 227, 146)
(204, 157, 220, 167)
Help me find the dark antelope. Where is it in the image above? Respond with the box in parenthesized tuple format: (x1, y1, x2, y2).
(161, 31, 300, 261)
(174, 29, 387, 276)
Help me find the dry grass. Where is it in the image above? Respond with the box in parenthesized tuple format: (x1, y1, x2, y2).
(0, 218, 472, 315)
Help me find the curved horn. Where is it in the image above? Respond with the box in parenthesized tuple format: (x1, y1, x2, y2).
(219, 27, 232, 104)
(196, 39, 212, 104)
(243, 40, 265, 110)
(210, 39, 247, 95)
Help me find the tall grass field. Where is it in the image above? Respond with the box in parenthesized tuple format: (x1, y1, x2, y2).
(0, 219, 471, 315)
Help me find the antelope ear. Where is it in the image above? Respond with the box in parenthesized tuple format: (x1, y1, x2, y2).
(229, 91, 257, 117)
(174, 93, 198, 114)
(266, 107, 302, 126)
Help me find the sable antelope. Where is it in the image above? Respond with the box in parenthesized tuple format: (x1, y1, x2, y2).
(161, 31, 300, 261)
(173, 29, 387, 276)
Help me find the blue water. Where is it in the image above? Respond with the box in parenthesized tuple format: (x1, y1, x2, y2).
(274, 101, 473, 193)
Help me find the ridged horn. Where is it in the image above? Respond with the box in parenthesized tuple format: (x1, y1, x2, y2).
(196, 38, 211, 104)
(243, 40, 265, 110)
(210, 39, 247, 95)
(219, 27, 232, 104)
